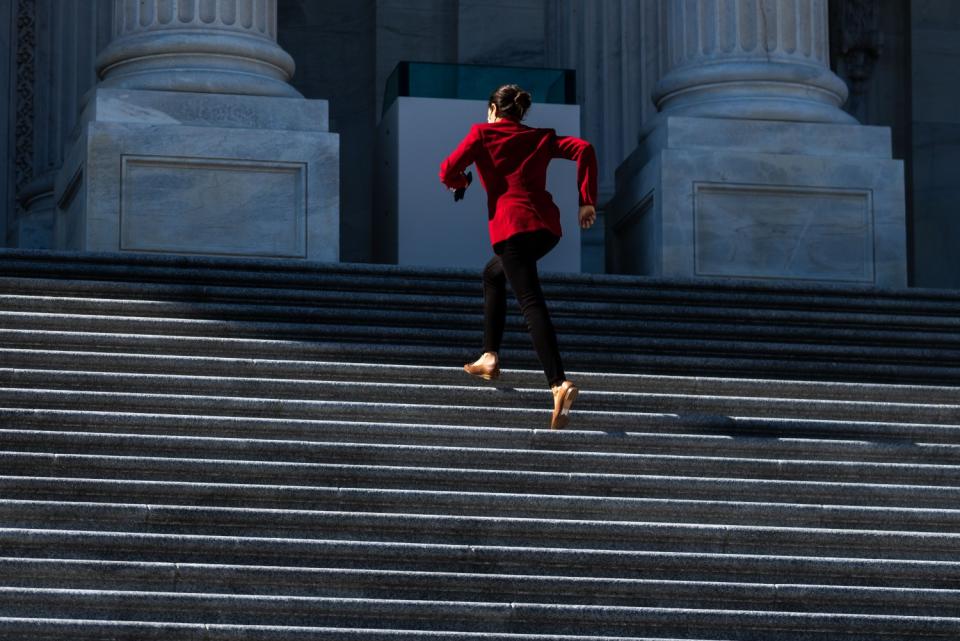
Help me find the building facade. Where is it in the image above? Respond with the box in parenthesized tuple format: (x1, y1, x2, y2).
(2, 0, 957, 287)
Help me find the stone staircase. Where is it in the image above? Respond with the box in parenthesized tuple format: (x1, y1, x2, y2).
(0, 248, 958, 640)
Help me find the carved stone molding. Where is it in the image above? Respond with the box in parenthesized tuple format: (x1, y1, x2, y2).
(830, 0, 882, 95)
(14, 0, 35, 191)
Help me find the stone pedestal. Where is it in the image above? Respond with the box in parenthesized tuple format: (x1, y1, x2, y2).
(55, 87, 338, 260)
(53, 0, 339, 260)
(606, 115, 905, 285)
(608, 0, 906, 287)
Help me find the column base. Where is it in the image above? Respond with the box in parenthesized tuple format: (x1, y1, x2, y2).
(606, 116, 907, 288)
(11, 206, 56, 250)
(12, 173, 59, 249)
(54, 87, 339, 261)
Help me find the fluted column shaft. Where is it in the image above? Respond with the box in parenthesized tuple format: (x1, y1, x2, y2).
(12, 0, 109, 248)
(96, 0, 299, 97)
(547, 0, 656, 203)
(652, 0, 855, 123)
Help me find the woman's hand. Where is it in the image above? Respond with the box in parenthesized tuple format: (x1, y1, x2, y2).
(578, 205, 597, 230)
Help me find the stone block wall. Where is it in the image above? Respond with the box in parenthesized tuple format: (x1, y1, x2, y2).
(910, 0, 960, 288)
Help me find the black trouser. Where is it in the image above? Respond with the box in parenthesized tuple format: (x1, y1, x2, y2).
(482, 229, 565, 387)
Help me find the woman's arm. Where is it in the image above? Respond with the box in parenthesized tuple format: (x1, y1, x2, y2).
(439, 125, 481, 190)
(551, 135, 598, 208)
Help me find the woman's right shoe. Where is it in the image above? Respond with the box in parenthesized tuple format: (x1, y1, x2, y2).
(464, 361, 501, 381)
(550, 380, 579, 429)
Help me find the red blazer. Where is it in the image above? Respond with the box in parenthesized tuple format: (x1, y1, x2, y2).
(439, 118, 597, 246)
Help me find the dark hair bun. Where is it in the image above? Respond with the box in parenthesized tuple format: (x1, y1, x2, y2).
(489, 84, 533, 121)
(515, 91, 532, 111)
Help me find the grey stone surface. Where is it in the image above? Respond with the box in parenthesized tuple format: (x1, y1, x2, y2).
(2, 251, 960, 639)
(278, 0, 377, 263)
(457, 0, 546, 67)
(5, 366, 960, 425)
(7, 469, 960, 534)
(5, 527, 959, 587)
(76, 87, 329, 132)
(8, 446, 958, 511)
(54, 88, 339, 261)
(910, 1, 960, 285)
(5, 498, 960, 559)
(0, 618, 729, 641)
(7, 557, 958, 615)
(373, 0, 459, 120)
(3, 345, 960, 405)
(910, 3, 960, 125)
(607, 116, 907, 287)
(10, 204, 55, 250)
(3, 247, 960, 387)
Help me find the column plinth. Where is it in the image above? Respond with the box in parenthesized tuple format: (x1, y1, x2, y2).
(53, 0, 340, 262)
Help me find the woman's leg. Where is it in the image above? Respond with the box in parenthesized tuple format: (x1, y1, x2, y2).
(498, 231, 565, 387)
(481, 254, 507, 355)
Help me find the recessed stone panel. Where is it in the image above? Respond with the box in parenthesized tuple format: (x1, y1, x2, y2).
(693, 182, 874, 282)
(119, 155, 307, 258)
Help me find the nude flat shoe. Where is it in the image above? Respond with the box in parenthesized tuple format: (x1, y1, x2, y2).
(463, 361, 500, 381)
(550, 380, 579, 429)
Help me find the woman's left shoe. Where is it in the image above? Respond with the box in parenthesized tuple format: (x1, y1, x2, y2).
(464, 360, 501, 381)
(550, 380, 579, 429)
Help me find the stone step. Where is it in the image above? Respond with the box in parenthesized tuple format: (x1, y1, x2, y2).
(3, 449, 957, 500)
(0, 618, 728, 641)
(6, 406, 960, 466)
(1, 558, 958, 616)
(3, 500, 960, 560)
(3, 248, 958, 641)
(4, 328, 958, 383)
(4, 385, 960, 443)
(1, 587, 958, 639)
(2, 475, 959, 532)
(4, 310, 960, 360)
(5, 528, 959, 588)
(5, 423, 960, 484)
(3, 294, 960, 351)
(2, 249, 959, 312)
(3, 368, 958, 425)
(3, 289, 959, 335)
(4, 349, 960, 405)
(2, 451, 957, 509)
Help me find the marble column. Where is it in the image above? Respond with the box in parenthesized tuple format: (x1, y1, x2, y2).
(11, 0, 110, 249)
(650, 0, 856, 125)
(546, 0, 660, 272)
(95, 0, 299, 98)
(606, 0, 907, 287)
(55, 0, 340, 261)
